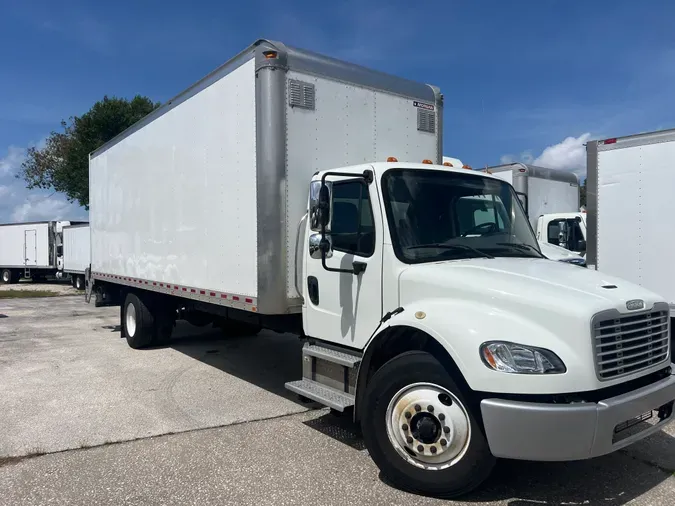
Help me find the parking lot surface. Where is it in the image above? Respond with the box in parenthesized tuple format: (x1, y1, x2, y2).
(1, 297, 674, 505)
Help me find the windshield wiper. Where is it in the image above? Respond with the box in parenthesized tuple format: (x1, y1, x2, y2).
(407, 243, 494, 259)
(495, 242, 543, 257)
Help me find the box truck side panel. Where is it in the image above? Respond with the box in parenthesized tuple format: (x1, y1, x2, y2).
(63, 225, 90, 274)
(284, 71, 439, 298)
(90, 58, 258, 296)
(597, 139, 675, 305)
(595, 147, 642, 288)
(528, 177, 579, 225)
(0, 222, 51, 267)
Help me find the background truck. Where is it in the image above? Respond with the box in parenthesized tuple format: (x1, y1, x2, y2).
(0, 221, 74, 284)
(85, 40, 675, 498)
(62, 223, 90, 290)
(586, 128, 675, 314)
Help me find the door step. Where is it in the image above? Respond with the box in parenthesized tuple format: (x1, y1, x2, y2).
(285, 342, 362, 412)
(285, 379, 355, 411)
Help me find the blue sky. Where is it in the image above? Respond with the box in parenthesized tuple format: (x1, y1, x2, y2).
(1, 0, 674, 222)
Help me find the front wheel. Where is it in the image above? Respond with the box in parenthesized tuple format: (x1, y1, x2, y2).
(361, 351, 495, 498)
(1, 269, 15, 284)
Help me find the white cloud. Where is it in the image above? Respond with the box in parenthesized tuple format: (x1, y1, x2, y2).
(0, 142, 88, 223)
(500, 133, 591, 177)
(10, 195, 87, 222)
(0, 145, 27, 176)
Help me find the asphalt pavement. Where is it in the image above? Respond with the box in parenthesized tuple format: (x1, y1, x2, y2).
(1, 296, 674, 505)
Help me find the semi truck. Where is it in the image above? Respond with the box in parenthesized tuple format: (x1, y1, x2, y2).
(85, 40, 675, 497)
(62, 223, 90, 290)
(0, 220, 73, 284)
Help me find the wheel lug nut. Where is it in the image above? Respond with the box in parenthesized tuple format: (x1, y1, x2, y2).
(406, 436, 413, 444)
(414, 404, 421, 412)
(427, 405, 434, 412)
(404, 411, 412, 419)
(430, 446, 437, 454)
(417, 445, 424, 453)
(401, 424, 409, 431)
(440, 439, 447, 446)
(438, 413, 445, 421)
(443, 426, 450, 434)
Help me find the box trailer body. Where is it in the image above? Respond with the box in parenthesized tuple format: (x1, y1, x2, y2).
(587, 128, 675, 310)
(62, 224, 90, 290)
(85, 40, 675, 497)
(487, 163, 579, 230)
(89, 39, 442, 315)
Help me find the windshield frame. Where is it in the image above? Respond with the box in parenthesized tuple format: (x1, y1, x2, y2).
(380, 168, 542, 265)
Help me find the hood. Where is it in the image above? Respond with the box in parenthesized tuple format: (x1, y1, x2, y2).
(538, 241, 581, 261)
(399, 258, 663, 320)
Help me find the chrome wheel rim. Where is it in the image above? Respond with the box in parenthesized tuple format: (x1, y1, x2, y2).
(385, 382, 471, 470)
(126, 303, 137, 337)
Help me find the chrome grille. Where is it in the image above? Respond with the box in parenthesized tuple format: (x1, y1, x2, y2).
(592, 304, 670, 380)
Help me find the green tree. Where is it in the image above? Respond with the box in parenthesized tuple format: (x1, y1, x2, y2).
(19, 96, 159, 209)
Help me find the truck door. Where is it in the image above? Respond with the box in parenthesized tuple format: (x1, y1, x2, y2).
(24, 230, 37, 266)
(303, 177, 383, 348)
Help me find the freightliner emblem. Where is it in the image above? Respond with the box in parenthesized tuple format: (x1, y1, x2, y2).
(626, 299, 645, 311)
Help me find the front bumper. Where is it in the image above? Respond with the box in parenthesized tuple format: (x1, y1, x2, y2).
(480, 374, 675, 461)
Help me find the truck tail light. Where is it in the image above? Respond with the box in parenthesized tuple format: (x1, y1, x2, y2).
(263, 50, 278, 59)
(603, 138, 617, 145)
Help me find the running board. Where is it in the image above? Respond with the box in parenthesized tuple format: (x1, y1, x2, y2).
(285, 379, 355, 411)
(285, 342, 362, 411)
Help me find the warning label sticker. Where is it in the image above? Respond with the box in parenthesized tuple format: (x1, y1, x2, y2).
(413, 101, 434, 111)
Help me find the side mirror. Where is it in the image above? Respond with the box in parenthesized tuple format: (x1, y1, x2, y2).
(309, 180, 332, 232)
(318, 183, 331, 229)
(309, 233, 332, 259)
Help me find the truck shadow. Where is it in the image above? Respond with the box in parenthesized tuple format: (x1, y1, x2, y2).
(165, 322, 306, 403)
(304, 409, 675, 505)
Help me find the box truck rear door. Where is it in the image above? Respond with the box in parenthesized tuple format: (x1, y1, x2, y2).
(24, 230, 37, 266)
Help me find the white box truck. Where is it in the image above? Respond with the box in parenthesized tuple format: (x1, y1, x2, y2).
(62, 224, 90, 290)
(586, 128, 675, 312)
(85, 40, 675, 498)
(0, 220, 74, 284)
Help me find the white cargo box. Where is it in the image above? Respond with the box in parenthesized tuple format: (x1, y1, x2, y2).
(90, 39, 443, 315)
(487, 163, 579, 230)
(0, 221, 54, 268)
(587, 129, 675, 309)
(63, 224, 90, 275)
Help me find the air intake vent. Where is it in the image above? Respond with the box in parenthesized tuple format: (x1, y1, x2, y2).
(289, 80, 315, 110)
(417, 109, 436, 134)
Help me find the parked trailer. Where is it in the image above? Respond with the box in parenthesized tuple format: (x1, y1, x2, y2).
(0, 221, 71, 283)
(86, 40, 675, 497)
(62, 224, 90, 290)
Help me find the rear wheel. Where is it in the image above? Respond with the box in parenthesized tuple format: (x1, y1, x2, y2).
(123, 293, 154, 349)
(361, 351, 495, 498)
(74, 275, 84, 291)
(1, 269, 15, 284)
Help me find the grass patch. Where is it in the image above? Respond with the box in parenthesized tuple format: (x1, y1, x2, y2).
(0, 290, 60, 299)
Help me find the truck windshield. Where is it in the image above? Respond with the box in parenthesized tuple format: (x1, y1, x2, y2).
(381, 169, 542, 263)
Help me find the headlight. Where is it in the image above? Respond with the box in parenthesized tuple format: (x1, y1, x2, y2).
(480, 341, 566, 374)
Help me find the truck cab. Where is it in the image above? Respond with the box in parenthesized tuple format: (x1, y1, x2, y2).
(289, 160, 675, 497)
(536, 211, 587, 255)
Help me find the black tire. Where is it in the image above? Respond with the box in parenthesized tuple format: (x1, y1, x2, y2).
(75, 275, 84, 291)
(1, 269, 15, 285)
(361, 351, 495, 498)
(123, 293, 154, 349)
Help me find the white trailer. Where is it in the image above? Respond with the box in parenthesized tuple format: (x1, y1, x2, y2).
(86, 40, 675, 497)
(587, 128, 675, 312)
(0, 221, 72, 284)
(487, 163, 580, 230)
(62, 224, 90, 290)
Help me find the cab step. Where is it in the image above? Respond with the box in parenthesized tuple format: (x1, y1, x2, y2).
(285, 379, 355, 411)
(285, 342, 362, 411)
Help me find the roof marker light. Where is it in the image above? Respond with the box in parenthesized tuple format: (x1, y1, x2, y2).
(387, 156, 398, 162)
(422, 159, 433, 164)
(603, 138, 617, 145)
(462, 164, 472, 170)
(443, 162, 453, 167)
